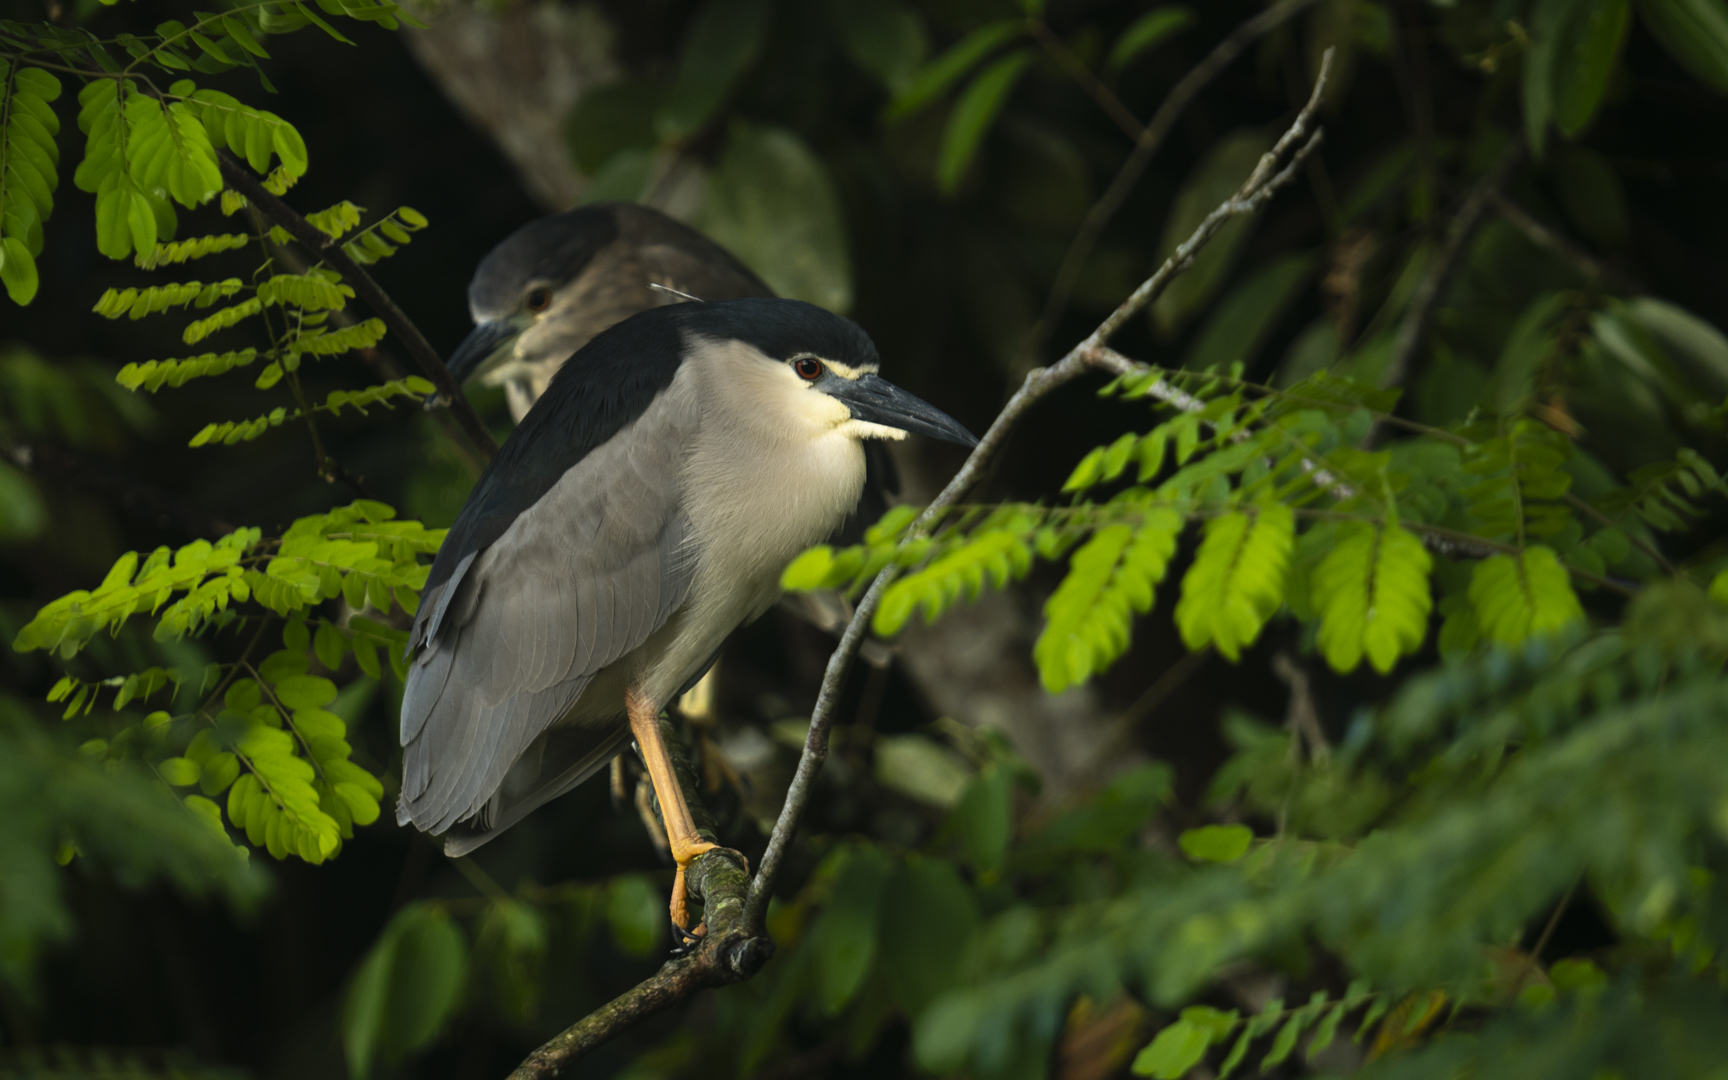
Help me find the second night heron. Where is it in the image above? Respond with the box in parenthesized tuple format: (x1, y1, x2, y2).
(398, 296, 975, 933)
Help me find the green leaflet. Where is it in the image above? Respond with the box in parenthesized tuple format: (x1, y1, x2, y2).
(936, 49, 1032, 195)
(1640, 0, 1728, 94)
(1131, 1006, 1235, 1078)
(1174, 503, 1293, 660)
(1467, 546, 1586, 646)
(1524, 0, 1630, 154)
(874, 523, 1037, 636)
(1312, 521, 1432, 675)
(340, 206, 429, 266)
(885, 19, 1022, 122)
(1106, 6, 1194, 73)
(656, 0, 773, 140)
(1034, 509, 1182, 693)
(343, 904, 469, 1080)
(1, 62, 62, 304)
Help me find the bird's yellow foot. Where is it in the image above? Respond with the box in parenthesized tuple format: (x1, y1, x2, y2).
(668, 840, 748, 945)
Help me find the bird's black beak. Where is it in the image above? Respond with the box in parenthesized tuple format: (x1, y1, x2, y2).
(831, 372, 978, 448)
(446, 320, 521, 386)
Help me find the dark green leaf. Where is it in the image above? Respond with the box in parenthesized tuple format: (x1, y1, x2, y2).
(936, 49, 1032, 195)
(657, 0, 773, 140)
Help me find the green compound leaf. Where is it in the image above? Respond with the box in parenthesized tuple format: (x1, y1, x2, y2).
(1312, 521, 1432, 675)
(1034, 509, 1182, 693)
(1, 61, 63, 304)
(1467, 546, 1586, 647)
(1174, 503, 1293, 661)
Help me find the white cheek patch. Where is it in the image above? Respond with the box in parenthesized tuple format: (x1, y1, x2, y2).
(838, 419, 909, 441)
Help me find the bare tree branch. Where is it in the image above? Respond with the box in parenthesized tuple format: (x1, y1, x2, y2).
(1378, 140, 1525, 392)
(1026, 0, 1327, 365)
(216, 153, 499, 466)
(1489, 192, 1644, 295)
(507, 48, 1332, 1080)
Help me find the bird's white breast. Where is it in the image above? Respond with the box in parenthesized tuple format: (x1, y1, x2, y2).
(633, 340, 869, 703)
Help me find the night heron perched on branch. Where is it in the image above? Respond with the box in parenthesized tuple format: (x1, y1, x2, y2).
(438, 201, 776, 419)
(399, 295, 975, 934)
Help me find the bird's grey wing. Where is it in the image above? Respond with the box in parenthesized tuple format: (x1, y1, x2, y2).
(398, 382, 700, 834)
(438, 721, 634, 857)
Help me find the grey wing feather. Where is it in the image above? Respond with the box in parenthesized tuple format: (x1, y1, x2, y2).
(398, 384, 700, 835)
(438, 721, 634, 857)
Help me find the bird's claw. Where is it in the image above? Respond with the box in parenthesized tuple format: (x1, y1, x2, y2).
(668, 918, 707, 956)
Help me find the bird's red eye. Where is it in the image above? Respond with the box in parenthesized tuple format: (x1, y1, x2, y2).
(794, 357, 823, 381)
(526, 288, 552, 313)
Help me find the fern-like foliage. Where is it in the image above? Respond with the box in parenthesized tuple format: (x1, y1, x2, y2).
(1174, 503, 1293, 660)
(1311, 520, 1431, 674)
(135, 231, 250, 268)
(12, 501, 440, 659)
(1463, 546, 1586, 647)
(15, 501, 433, 865)
(1034, 508, 1181, 692)
(1459, 419, 1573, 543)
(874, 513, 1039, 635)
(1131, 985, 1391, 1079)
(1597, 447, 1726, 532)
(116, 349, 257, 392)
(93, 278, 243, 319)
(0, 60, 60, 304)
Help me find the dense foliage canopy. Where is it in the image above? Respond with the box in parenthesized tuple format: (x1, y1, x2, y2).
(4, 0, 1728, 1078)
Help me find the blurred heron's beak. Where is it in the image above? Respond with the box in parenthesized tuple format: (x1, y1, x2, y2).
(830, 373, 977, 447)
(446, 319, 522, 385)
(426, 319, 523, 409)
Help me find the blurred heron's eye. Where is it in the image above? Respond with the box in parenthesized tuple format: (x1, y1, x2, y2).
(526, 288, 552, 313)
(794, 358, 823, 381)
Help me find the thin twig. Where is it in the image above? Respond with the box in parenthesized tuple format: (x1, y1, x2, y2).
(1511, 877, 1581, 995)
(1489, 192, 1644, 295)
(216, 153, 499, 464)
(511, 52, 1332, 1080)
(1080, 647, 1210, 786)
(265, 229, 485, 477)
(1028, 19, 1144, 141)
(1379, 140, 1525, 393)
(1025, 0, 1327, 365)
(1272, 652, 1329, 765)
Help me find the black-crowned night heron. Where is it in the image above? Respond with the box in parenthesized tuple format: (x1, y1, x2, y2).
(441, 201, 774, 420)
(436, 201, 898, 537)
(399, 297, 975, 933)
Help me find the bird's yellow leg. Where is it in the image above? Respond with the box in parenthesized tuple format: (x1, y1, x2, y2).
(626, 687, 744, 938)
